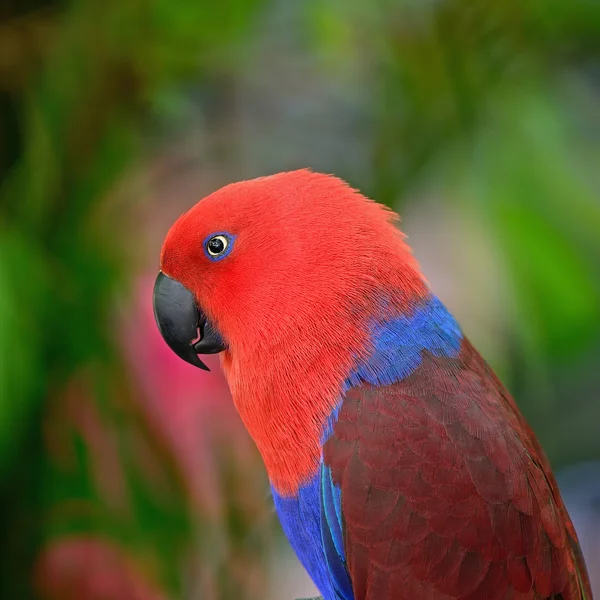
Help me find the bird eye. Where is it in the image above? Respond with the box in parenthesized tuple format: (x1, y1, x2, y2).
(205, 234, 230, 258)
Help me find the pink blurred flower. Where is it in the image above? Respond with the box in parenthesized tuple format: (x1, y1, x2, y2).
(35, 536, 169, 600)
(43, 372, 130, 513)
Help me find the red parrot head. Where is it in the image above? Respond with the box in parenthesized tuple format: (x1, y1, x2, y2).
(153, 169, 426, 371)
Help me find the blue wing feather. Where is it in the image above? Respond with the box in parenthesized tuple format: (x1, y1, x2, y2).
(321, 464, 344, 559)
(320, 464, 353, 600)
(272, 467, 353, 600)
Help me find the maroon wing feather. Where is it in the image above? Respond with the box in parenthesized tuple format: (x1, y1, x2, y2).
(324, 339, 591, 600)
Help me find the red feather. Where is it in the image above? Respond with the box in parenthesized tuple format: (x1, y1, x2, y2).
(324, 339, 591, 600)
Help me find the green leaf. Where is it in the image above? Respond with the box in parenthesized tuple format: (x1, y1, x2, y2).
(0, 229, 45, 475)
(472, 84, 600, 362)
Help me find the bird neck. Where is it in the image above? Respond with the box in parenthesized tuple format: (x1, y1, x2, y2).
(222, 293, 463, 497)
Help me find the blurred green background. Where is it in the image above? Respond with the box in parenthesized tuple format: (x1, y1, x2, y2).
(1, 0, 599, 598)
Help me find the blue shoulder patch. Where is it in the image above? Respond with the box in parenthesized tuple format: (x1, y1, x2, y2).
(321, 295, 463, 443)
(347, 295, 463, 388)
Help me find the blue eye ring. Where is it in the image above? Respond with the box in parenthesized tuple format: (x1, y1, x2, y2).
(203, 232, 235, 261)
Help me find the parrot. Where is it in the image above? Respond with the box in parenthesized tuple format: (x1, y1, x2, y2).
(152, 169, 592, 600)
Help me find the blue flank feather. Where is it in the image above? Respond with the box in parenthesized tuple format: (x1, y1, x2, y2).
(320, 464, 353, 599)
(272, 296, 463, 600)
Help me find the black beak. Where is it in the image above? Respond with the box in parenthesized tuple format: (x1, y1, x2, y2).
(152, 271, 226, 371)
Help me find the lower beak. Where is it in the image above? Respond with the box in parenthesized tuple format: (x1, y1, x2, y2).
(152, 271, 226, 371)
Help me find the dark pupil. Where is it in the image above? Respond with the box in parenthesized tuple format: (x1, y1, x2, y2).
(208, 237, 225, 254)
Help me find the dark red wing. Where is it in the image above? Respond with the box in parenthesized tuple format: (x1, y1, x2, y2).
(324, 339, 591, 600)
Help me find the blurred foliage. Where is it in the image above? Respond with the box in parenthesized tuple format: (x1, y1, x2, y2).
(1, 0, 600, 598)
(307, 0, 600, 466)
(0, 0, 267, 599)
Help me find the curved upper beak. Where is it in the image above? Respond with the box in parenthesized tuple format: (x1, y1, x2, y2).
(152, 271, 226, 371)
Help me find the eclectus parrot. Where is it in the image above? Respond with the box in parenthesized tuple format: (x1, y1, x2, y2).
(152, 170, 592, 600)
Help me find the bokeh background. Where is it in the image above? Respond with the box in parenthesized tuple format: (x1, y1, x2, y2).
(1, 1, 600, 598)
